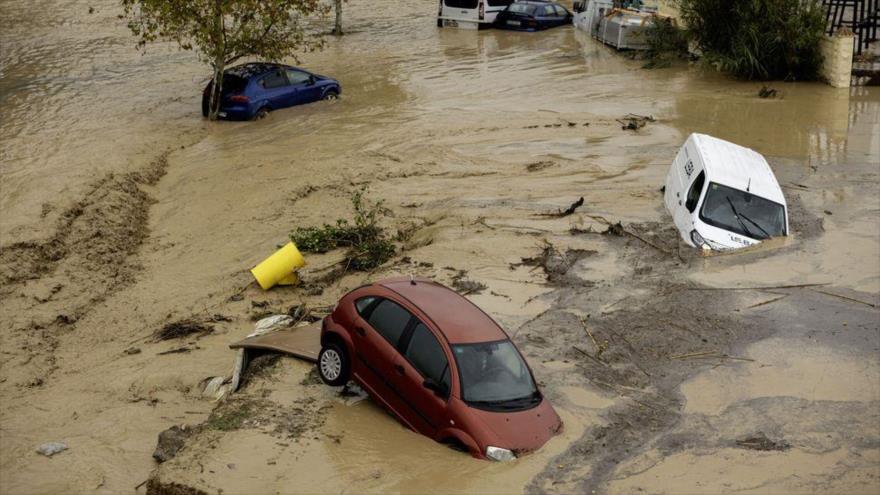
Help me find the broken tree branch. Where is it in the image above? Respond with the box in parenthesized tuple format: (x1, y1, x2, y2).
(539, 197, 585, 218)
(686, 282, 830, 291)
(809, 288, 878, 308)
(573, 346, 609, 367)
(669, 350, 717, 360)
(740, 295, 788, 310)
(579, 316, 607, 360)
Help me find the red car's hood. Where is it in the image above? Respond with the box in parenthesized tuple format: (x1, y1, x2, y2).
(470, 398, 562, 455)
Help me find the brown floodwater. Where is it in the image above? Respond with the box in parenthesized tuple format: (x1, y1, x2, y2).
(1, 0, 878, 493)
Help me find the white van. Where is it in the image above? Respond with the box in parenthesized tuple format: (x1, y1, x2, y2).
(664, 134, 789, 251)
(573, 0, 613, 36)
(437, 0, 514, 29)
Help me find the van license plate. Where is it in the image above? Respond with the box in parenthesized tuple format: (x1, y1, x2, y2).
(506, 20, 521, 26)
(445, 19, 458, 27)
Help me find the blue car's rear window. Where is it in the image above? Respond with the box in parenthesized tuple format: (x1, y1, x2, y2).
(221, 74, 248, 93)
(508, 3, 537, 14)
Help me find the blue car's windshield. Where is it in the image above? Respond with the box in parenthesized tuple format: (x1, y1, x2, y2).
(452, 340, 539, 410)
(699, 182, 786, 240)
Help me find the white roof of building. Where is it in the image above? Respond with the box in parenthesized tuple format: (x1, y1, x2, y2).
(689, 133, 786, 206)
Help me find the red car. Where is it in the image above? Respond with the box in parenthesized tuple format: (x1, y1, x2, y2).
(318, 277, 562, 461)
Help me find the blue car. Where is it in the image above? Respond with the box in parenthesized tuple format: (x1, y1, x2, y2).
(493, 1, 572, 31)
(201, 63, 341, 120)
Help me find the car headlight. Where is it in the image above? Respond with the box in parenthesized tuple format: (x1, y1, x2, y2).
(486, 446, 516, 462)
(690, 229, 711, 251)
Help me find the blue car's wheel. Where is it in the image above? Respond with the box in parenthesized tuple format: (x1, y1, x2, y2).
(323, 90, 339, 101)
(252, 107, 270, 120)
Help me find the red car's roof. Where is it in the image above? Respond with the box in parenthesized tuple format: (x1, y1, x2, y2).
(377, 278, 508, 344)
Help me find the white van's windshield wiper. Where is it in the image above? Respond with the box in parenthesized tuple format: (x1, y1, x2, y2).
(738, 209, 771, 239)
(725, 196, 756, 239)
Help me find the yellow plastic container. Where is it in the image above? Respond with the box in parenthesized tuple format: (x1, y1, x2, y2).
(251, 242, 306, 290)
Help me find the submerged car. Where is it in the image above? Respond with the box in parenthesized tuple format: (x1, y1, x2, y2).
(437, 0, 514, 29)
(494, 1, 572, 31)
(201, 63, 341, 120)
(318, 277, 562, 461)
(665, 133, 788, 251)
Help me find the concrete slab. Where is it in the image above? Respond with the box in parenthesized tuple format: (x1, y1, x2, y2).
(229, 322, 321, 363)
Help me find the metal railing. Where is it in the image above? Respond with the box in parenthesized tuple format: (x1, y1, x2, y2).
(823, 0, 879, 54)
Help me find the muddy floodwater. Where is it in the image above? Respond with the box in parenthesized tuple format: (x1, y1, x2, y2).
(1, 0, 879, 494)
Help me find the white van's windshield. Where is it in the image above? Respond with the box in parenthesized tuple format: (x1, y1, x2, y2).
(699, 182, 786, 240)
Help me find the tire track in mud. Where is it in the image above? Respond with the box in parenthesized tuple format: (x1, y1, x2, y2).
(0, 152, 171, 387)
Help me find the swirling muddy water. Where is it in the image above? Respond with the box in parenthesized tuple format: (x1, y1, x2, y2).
(1, 0, 878, 493)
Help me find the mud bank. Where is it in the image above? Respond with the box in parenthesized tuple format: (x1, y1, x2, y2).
(2, 0, 879, 493)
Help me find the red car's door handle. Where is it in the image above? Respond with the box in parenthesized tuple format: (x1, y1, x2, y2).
(355, 326, 366, 336)
(394, 364, 405, 375)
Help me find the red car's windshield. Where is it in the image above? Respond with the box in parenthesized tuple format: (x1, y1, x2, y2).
(452, 340, 539, 410)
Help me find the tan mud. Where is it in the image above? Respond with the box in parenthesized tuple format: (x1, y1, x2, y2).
(1, 0, 879, 494)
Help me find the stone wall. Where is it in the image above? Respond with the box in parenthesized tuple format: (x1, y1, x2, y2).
(820, 33, 855, 88)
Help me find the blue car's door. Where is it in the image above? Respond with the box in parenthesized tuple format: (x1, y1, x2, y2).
(547, 4, 565, 26)
(286, 69, 321, 104)
(536, 4, 556, 28)
(259, 69, 292, 109)
(554, 4, 571, 26)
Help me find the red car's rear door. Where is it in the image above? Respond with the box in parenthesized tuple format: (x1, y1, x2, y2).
(354, 298, 427, 432)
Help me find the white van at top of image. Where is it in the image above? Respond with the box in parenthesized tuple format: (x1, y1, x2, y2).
(664, 133, 789, 251)
(437, 0, 514, 29)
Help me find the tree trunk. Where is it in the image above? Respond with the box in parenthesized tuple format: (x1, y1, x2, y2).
(208, 59, 224, 121)
(208, 0, 225, 121)
(334, 0, 343, 35)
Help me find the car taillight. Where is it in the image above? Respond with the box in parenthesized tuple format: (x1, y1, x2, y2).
(479, 1, 485, 19)
(228, 95, 249, 103)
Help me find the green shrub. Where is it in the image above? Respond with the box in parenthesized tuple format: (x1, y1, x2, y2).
(678, 0, 825, 80)
(642, 16, 690, 68)
(291, 188, 395, 271)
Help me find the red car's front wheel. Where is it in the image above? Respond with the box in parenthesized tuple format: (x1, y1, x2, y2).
(318, 342, 350, 386)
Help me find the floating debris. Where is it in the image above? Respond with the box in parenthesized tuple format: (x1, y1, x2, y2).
(154, 319, 212, 341)
(36, 442, 68, 457)
(758, 86, 778, 98)
(735, 432, 790, 451)
(617, 114, 655, 131)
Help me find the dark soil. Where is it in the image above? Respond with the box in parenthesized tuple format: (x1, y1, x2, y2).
(146, 478, 208, 495)
(153, 425, 196, 463)
(238, 352, 283, 389)
(514, 240, 596, 285)
(735, 432, 790, 451)
(526, 161, 556, 172)
(154, 319, 213, 341)
(450, 270, 487, 295)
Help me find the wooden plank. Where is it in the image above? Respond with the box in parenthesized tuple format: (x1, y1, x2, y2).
(229, 322, 322, 363)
